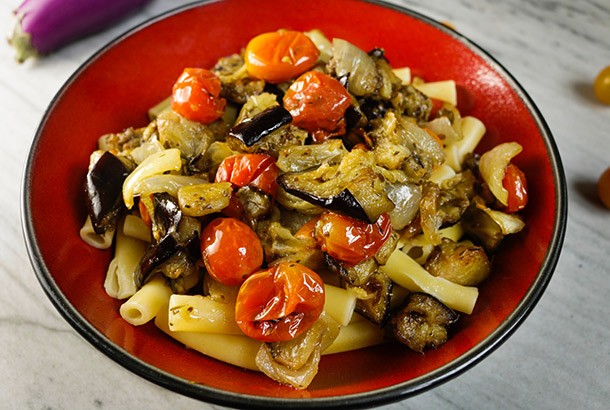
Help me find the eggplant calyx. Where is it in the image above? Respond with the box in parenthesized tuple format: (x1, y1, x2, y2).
(229, 105, 292, 147)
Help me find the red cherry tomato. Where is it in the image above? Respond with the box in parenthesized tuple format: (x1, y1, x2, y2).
(314, 212, 392, 265)
(235, 262, 325, 342)
(201, 217, 263, 286)
(502, 163, 528, 213)
(171, 68, 226, 124)
(244, 31, 319, 84)
(215, 154, 279, 197)
(283, 70, 352, 142)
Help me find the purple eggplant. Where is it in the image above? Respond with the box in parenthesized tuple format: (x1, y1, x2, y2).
(8, 0, 151, 63)
(229, 106, 293, 147)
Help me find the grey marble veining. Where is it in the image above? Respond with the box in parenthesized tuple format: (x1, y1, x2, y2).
(1, 0, 609, 409)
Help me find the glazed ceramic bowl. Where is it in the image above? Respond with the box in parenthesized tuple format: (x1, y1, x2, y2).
(22, 0, 567, 408)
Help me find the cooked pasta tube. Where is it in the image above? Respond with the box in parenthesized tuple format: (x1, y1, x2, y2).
(323, 284, 357, 326)
(104, 221, 147, 299)
(79, 216, 114, 249)
(167, 294, 242, 334)
(392, 67, 411, 85)
(381, 249, 478, 314)
(122, 214, 151, 242)
(122, 148, 182, 209)
(428, 163, 457, 185)
(119, 275, 172, 326)
(155, 306, 261, 371)
(413, 80, 457, 105)
(322, 319, 385, 355)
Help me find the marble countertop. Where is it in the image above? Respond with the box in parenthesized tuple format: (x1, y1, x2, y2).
(2, 0, 609, 409)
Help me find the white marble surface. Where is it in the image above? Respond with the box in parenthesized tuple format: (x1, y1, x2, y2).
(1, 0, 609, 409)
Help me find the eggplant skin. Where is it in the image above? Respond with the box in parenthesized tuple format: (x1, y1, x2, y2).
(10, 0, 152, 62)
(84, 151, 130, 235)
(229, 106, 293, 147)
(389, 293, 458, 353)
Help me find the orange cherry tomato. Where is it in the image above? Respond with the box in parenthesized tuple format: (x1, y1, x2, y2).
(201, 217, 263, 286)
(235, 262, 325, 342)
(171, 68, 226, 124)
(215, 153, 279, 197)
(597, 167, 610, 209)
(593, 65, 610, 105)
(294, 217, 319, 240)
(314, 212, 392, 265)
(502, 163, 529, 213)
(244, 30, 319, 83)
(283, 70, 352, 142)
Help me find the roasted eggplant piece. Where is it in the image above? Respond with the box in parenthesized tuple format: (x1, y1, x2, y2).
(277, 149, 394, 223)
(389, 292, 458, 353)
(256, 221, 325, 271)
(229, 105, 292, 147)
(461, 202, 505, 251)
(350, 271, 393, 325)
(424, 238, 491, 286)
(84, 151, 131, 234)
(325, 254, 378, 286)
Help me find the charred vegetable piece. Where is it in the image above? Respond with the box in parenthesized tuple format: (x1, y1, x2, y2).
(279, 182, 370, 222)
(151, 193, 182, 242)
(84, 151, 130, 234)
(389, 293, 458, 353)
(424, 238, 491, 286)
(257, 221, 325, 271)
(255, 312, 339, 389)
(229, 106, 293, 147)
(9, 0, 151, 63)
(177, 182, 233, 217)
(324, 254, 378, 286)
(351, 271, 393, 325)
(461, 203, 505, 251)
(136, 234, 179, 287)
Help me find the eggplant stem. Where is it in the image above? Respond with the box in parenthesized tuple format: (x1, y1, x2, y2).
(8, 15, 39, 63)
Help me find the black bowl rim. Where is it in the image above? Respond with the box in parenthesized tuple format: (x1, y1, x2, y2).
(21, 0, 568, 409)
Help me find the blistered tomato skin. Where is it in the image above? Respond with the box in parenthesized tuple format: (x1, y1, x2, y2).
(315, 212, 393, 265)
(171, 68, 226, 124)
(244, 31, 319, 83)
(283, 71, 353, 142)
(235, 262, 325, 342)
(215, 154, 279, 197)
(502, 163, 529, 213)
(201, 217, 263, 286)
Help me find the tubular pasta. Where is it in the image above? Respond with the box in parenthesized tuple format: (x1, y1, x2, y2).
(323, 284, 357, 327)
(119, 275, 172, 326)
(122, 214, 152, 243)
(155, 305, 261, 371)
(413, 80, 457, 105)
(167, 294, 242, 334)
(79, 216, 115, 250)
(381, 249, 478, 314)
(322, 319, 385, 355)
(104, 220, 147, 299)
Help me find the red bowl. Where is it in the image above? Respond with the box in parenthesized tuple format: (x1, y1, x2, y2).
(22, 0, 567, 408)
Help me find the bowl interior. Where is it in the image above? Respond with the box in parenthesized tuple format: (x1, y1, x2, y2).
(23, 0, 565, 407)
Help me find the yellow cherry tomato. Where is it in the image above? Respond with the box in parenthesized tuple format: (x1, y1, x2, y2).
(597, 167, 610, 209)
(593, 66, 610, 105)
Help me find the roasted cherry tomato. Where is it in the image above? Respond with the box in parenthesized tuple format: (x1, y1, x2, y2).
(502, 163, 528, 213)
(244, 31, 319, 84)
(215, 153, 279, 197)
(201, 217, 263, 286)
(593, 65, 610, 105)
(171, 68, 226, 124)
(283, 70, 352, 142)
(314, 212, 392, 265)
(235, 262, 325, 342)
